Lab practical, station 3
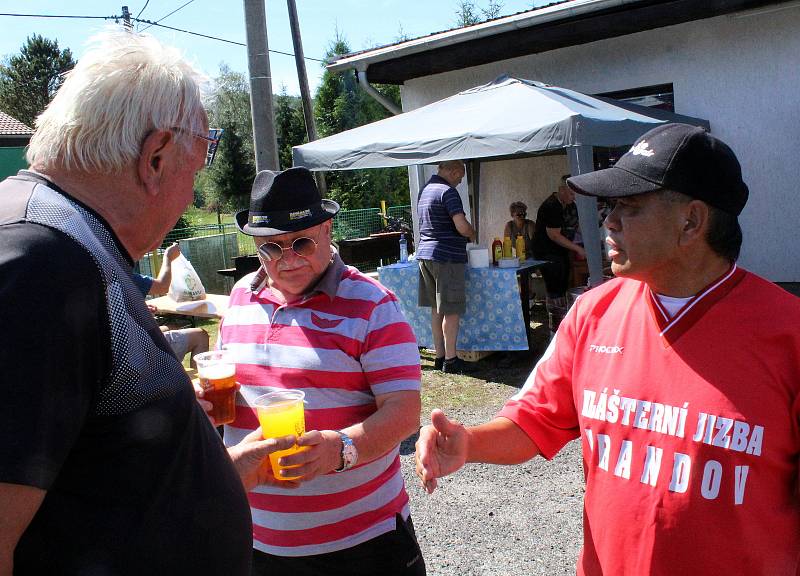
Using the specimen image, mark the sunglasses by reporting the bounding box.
[514,211,527,218]
[257,235,319,262]
[171,127,224,167]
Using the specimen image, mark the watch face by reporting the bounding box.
[339,434,357,471]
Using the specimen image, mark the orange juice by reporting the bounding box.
[255,390,306,480]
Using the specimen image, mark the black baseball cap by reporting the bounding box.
[567,123,749,215]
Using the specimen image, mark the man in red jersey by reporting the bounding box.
[218,167,425,575]
[416,123,800,575]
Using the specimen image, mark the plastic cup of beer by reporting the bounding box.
[193,350,237,425]
[254,389,306,481]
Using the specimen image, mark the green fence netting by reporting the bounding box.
[137,205,413,284]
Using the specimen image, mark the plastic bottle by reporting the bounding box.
[492,237,503,265]
[502,235,513,258]
[515,234,526,262]
[399,233,408,263]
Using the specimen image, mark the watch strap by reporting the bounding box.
[334,431,357,472]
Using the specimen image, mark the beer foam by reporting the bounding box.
[198,363,235,380]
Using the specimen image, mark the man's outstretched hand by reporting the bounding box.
[414,409,469,494]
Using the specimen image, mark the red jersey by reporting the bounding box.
[500,265,800,575]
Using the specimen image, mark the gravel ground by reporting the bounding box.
[399,340,585,575]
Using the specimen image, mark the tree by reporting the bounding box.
[314,34,408,210]
[274,86,307,170]
[201,65,256,212]
[454,1,504,27]
[0,35,74,127]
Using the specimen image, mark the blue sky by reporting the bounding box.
[0,1,544,95]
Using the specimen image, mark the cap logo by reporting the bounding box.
[251,215,270,224]
[289,208,312,221]
[630,141,655,157]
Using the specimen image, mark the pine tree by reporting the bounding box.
[274,86,307,170]
[0,35,74,127]
[314,34,408,211]
[202,65,256,212]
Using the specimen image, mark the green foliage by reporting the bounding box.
[314,34,408,210]
[274,86,307,170]
[201,65,256,213]
[0,34,75,127]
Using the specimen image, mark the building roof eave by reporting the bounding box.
[328,0,791,84]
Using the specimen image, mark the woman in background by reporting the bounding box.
[503,201,535,258]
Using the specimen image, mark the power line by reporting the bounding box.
[134,1,150,21]
[133,17,324,61]
[0,12,115,20]
[138,0,196,32]
[0,12,324,62]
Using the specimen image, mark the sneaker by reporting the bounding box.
[442,357,477,375]
[433,356,445,371]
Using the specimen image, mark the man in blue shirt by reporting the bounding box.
[416,161,476,374]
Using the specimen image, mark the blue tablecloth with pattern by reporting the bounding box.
[378,260,546,351]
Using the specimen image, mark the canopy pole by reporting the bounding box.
[568,146,604,287]
[409,165,425,249]
[470,160,480,242]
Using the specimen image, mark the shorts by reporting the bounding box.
[418,259,466,315]
[163,329,190,359]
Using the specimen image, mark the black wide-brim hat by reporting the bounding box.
[235,167,340,236]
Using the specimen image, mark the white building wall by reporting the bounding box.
[401,6,800,280]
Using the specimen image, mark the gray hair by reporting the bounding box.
[437,160,464,171]
[27,27,208,173]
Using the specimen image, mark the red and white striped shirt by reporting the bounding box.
[220,255,421,556]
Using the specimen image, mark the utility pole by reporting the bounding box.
[121,5,132,29]
[242,0,279,172]
[286,0,327,194]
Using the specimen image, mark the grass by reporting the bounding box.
[183,206,234,227]
[418,307,551,414]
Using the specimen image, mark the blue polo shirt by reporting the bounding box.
[416,174,467,263]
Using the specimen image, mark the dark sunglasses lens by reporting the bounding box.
[258,242,283,261]
[292,237,317,257]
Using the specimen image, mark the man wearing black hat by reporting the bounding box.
[218,167,425,575]
[415,124,800,574]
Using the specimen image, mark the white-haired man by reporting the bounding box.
[0,29,294,575]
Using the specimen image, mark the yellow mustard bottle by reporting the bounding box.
[502,235,513,258]
[515,234,526,262]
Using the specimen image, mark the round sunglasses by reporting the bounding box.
[257,235,319,262]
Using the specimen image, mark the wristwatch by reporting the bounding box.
[334,431,358,472]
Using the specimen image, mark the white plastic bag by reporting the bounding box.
[168,253,206,302]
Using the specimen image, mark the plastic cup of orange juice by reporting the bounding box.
[254,389,306,480]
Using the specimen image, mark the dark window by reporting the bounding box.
[598,83,674,112]
[593,83,674,169]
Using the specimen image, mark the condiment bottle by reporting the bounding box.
[492,237,503,264]
[515,235,526,262]
[502,235,513,258]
